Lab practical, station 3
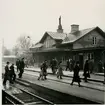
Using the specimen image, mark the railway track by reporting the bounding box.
[2,64,104,104]
[3,84,54,105]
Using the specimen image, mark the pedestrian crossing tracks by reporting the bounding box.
[2,65,105,104]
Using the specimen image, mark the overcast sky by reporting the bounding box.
[0,0,105,49]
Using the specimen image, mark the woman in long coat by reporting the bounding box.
[38,60,48,80]
[83,60,90,82]
[70,61,81,87]
[57,61,63,79]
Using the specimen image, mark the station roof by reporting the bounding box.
[62,27,105,44]
[30,43,43,48]
[39,31,67,43]
[30,26,105,50]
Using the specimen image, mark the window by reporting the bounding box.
[87,53,94,60]
[92,37,96,45]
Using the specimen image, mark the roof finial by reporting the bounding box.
[57,16,63,33]
[59,16,61,25]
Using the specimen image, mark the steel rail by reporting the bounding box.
[14,86,54,105]
[2,90,25,105]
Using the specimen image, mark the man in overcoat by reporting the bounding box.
[16,59,20,72]
[88,58,94,73]
[10,64,16,83]
[83,60,90,82]
[70,61,81,87]
[42,60,48,80]
[3,62,10,85]
[66,59,71,71]
[18,58,25,78]
[50,58,58,74]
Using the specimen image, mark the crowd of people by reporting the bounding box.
[37,58,105,87]
[3,57,105,87]
[3,58,25,85]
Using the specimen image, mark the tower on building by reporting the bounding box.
[57,16,63,33]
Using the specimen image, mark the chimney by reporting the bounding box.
[71,24,79,33]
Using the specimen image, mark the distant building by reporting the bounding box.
[30,17,105,72]
[3,55,17,64]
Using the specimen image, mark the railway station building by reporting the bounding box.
[30,17,105,72]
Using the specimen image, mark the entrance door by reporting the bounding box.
[79,55,83,70]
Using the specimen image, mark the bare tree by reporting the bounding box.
[13,35,34,66]
[12,45,19,56]
[16,35,31,51]
[3,46,11,55]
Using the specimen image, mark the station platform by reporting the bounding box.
[2,65,105,104]
[18,71,105,104]
[24,66,104,82]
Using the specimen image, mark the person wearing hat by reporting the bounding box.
[57,61,63,79]
[42,60,48,80]
[3,62,10,85]
[9,63,16,83]
[83,60,90,82]
[18,58,25,78]
[16,59,20,72]
[70,61,81,87]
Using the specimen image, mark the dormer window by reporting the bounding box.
[92,37,96,45]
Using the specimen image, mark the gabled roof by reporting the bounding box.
[47,32,66,40]
[39,31,67,43]
[62,27,105,44]
[30,43,43,49]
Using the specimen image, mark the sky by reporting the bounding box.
[0,0,105,49]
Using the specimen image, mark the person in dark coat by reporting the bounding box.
[70,61,81,87]
[50,59,54,74]
[65,59,71,71]
[83,60,90,82]
[9,64,16,83]
[98,60,103,73]
[3,62,10,85]
[57,61,63,79]
[41,60,48,80]
[38,62,44,80]
[16,59,20,72]
[18,58,25,78]
[50,58,58,74]
[70,59,74,71]
[88,58,94,73]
